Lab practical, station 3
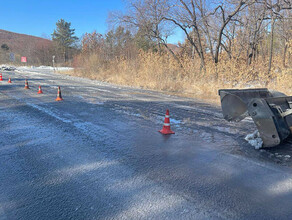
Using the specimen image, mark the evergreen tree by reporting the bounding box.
[134,28,156,52]
[52,19,78,63]
[1,44,9,51]
[105,26,133,58]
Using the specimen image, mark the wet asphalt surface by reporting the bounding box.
[1,67,292,219]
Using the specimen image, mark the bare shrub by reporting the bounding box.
[65,50,292,103]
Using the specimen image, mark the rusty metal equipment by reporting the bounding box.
[219,88,292,148]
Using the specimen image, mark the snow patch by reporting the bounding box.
[18,65,73,71]
[213,126,238,134]
[245,130,263,150]
[37,66,74,71]
[170,118,181,125]
[28,103,73,123]
[0,65,16,71]
[73,121,107,135]
[116,109,142,118]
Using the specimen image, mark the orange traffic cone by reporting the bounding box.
[0,74,3,81]
[8,77,12,83]
[38,86,43,94]
[55,86,63,101]
[24,79,30,89]
[159,109,175,134]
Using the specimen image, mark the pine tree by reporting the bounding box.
[52,19,78,63]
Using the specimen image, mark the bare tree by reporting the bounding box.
[111,0,184,66]
[245,2,267,65]
[209,0,251,64]
[164,0,252,73]
[275,4,292,67]
[164,0,206,72]
[106,0,292,76]
[263,0,292,73]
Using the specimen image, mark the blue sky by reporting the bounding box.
[0,0,184,44]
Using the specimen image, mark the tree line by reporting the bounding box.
[111,0,292,73]
[2,0,291,74]
[70,0,291,76]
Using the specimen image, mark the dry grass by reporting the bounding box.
[64,51,292,104]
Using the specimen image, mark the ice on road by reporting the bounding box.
[1,67,292,219]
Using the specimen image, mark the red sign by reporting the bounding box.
[21,57,27,63]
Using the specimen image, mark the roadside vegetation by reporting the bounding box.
[68,0,292,102]
[2,0,292,102]
[71,50,292,102]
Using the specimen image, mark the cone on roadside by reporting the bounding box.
[38,86,43,94]
[55,86,63,101]
[0,74,3,81]
[159,109,175,135]
[8,77,12,83]
[24,79,30,89]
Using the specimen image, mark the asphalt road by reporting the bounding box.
[1,67,292,219]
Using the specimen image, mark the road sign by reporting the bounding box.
[21,56,27,63]
[9,53,15,62]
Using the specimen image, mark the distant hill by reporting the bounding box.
[0,29,53,64]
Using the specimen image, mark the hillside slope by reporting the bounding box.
[0,29,53,64]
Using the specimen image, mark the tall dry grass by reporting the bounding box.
[68,51,292,103]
